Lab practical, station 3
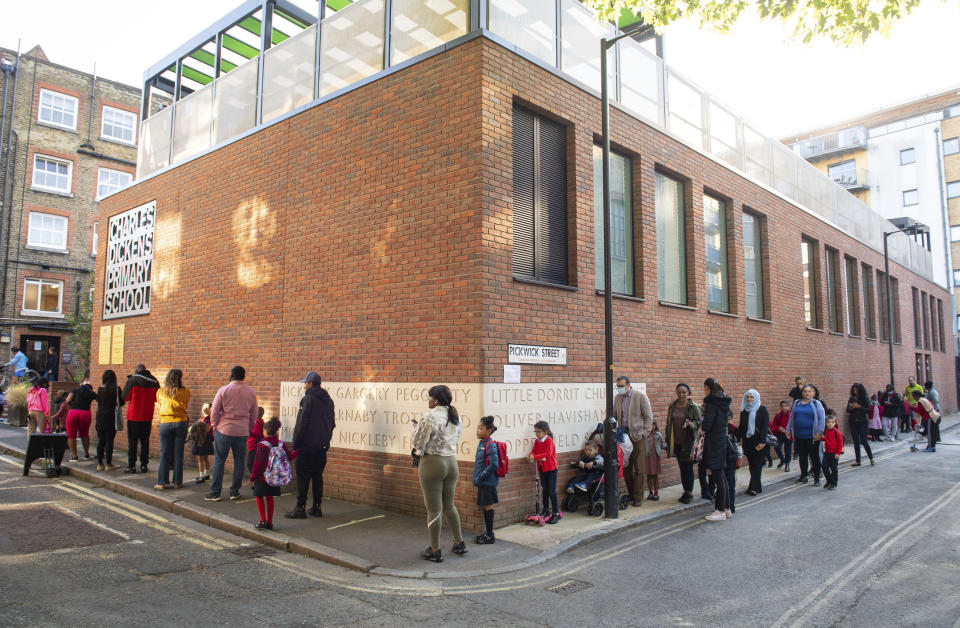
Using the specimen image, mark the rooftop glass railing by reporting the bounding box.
[136,0,932,280]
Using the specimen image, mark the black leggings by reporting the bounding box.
[96,426,115,464]
[712,467,729,512]
[795,438,821,479]
[850,422,872,463]
[539,469,558,514]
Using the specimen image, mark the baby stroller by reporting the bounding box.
[562,426,629,516]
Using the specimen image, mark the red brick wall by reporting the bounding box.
[92,36,954,532]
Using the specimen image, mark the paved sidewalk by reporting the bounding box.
[0,416,954,578]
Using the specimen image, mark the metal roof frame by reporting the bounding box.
[140,0,318,118]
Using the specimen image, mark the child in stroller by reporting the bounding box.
[562,425,631,516]
[566,441,604,494]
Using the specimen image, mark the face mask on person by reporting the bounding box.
[617,386,626,395]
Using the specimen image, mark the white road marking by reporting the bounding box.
[772,479,960,628]
[326,515,385,531]
[52,503,132,540]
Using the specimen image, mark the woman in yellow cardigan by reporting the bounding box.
[155,369,191,490]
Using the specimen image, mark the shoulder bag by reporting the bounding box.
[689,428,704,463]
[114,388,124,432]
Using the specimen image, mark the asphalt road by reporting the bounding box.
[1,439,958,627]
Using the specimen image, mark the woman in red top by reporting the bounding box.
[770,400,793,472]
[821,413,844,490]
[527,420,560,523]
[249,417,296,530]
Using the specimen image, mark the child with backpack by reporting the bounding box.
[473,416,501,544]
[527,420,560,524]
[249,417,296,530]
[188,402,214,483]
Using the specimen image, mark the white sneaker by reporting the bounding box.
[705,511,726,521]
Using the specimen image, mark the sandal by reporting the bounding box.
[419,547,443,562]
[153,484,165,490]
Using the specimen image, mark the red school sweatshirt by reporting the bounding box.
[529,436,558,472]
[822,427,844,456]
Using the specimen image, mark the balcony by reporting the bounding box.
[790,126,867,160]
[829,168,871,192]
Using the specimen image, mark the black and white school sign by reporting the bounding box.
[103,201,155,320]
[508,343,567,365]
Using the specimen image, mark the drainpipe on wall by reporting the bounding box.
[81,63,96,151]
[0,46,21,324]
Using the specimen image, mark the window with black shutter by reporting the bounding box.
[512,106,568,285]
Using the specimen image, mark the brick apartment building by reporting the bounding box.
[0,45,143,380]
[91,0,954,529]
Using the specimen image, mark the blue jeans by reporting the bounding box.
[210,432,247,496]
[777,434,793,463]
[157,421,188,486]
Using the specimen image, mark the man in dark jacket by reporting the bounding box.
[121,364,160,473]
[43,347,59,382]
[285,372,335,519]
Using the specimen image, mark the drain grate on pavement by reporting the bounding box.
[227,545,276,559]
[0,504,124,555]
[547,579,594,595]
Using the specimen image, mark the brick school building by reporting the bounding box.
[91,0,954,530]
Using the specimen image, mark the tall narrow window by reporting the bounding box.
[938,299,946,353]
[877,271,889,342]
[592,146,633,295]
[862,263,876,338]
[825,248,842,332]
[915,353,924,383]
[743,210,765,319]
[929,294,938,351]
[703,195,728,312]
[801,238,819,328]
[512,106,568,285]
[921,291,930,349]
[912,288,923,347]
[844,256,860,335]
[925,354,932,385]
[656,172,686,304]
[891,277,902,343]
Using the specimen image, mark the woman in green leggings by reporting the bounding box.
[411,385,466,562]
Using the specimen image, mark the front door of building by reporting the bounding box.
[19,335,60,374]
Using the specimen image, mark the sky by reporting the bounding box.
[1,0,958,138]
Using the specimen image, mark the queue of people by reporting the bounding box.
[16,366,945,558]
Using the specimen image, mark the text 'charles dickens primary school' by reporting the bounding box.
[91,0,955,528]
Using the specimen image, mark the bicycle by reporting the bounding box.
[0,366,41,392]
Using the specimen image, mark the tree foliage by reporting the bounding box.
[582,0,933,44]
[65,289,92,381]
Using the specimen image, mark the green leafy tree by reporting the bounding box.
[64,290,93,382]
[583,0,932,44]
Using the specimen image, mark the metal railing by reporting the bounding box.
[830,168,871,190]
[790,126,867,159]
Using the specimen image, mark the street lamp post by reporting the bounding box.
[882,232,896,394]
[600,22,653,519]
[882,225,922,393]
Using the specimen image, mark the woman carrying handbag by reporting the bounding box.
[95,370,123,471]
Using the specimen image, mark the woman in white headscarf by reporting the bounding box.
[737,389,770,496]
